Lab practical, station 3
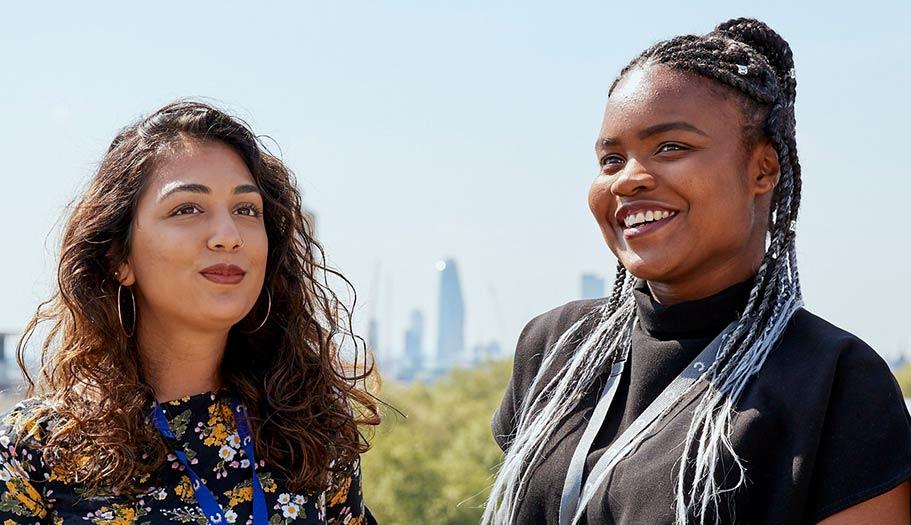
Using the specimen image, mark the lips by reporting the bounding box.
[200,264,246,285]
[614,202,680,240]
[615,202,678,228]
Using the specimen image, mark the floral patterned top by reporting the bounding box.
[0,392,372,525]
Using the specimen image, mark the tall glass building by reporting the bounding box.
[435,258,465,372]
[581,273,606,300]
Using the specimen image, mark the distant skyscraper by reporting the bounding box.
[581,273,606,300]
[471,340,504,364]
[302,206,318,237]
[398,310,424,381]
[435,258,465,371]
[367,317,397,377]
[0,332,20,389]
[367,318,380,355]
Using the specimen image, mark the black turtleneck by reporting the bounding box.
[584,277,756,484]
[493,279,911,524]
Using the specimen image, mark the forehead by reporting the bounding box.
[600,65,743,136]
[147,140,256,193]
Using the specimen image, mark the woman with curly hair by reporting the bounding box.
[0,101,380,524]
[487,18,911,525]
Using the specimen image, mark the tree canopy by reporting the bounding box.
[361,360,511,524]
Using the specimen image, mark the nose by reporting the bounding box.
[610,158,656,197]
[207,211,244,251]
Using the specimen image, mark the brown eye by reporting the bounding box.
[656,143,688,153]
[172,204,202,216]
[235,204,262,217]
[599,154,625,168]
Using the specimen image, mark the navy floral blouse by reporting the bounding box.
[0,391,371,525]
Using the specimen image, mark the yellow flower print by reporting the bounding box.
[4,477,47,518]
[261,474,277,493]
[172,475,196,504]
[225,485,253,507]
[223,473,276,507]
[167,395,192,406]
[327,475,351,507]
[85,503,147,525]
[201,400,236,448]
[20,418,43,441]
[48,463,77,484]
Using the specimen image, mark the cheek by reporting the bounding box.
[129,226,197,284]
[588,177,615,225]
[688,174,755,242]
[244,225,269,270]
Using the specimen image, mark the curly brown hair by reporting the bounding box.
[16,100,380,496]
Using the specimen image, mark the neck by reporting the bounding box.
[137,313,230,403]
[647,248,762,306]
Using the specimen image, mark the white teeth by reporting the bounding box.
[623,209,674,228]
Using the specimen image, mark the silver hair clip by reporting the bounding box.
[788,67,796,79]
[737,64,749,75]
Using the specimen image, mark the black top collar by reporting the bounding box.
[633,276,755,340]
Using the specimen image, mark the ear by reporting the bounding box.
[114,260,136,287]
[750,141,780,197]
[107,239,136,287]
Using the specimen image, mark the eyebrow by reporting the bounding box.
[596,121,709,150]
[158,183,261,202]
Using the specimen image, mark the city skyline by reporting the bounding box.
[2,2,910,363]
[373,257,508,382]
[368,262,617,382]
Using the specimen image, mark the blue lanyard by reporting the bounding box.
[151,397,268,525]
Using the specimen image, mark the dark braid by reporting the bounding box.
[606,260,628,314]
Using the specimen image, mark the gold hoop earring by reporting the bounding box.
[117,284,136,337]
[244,289,272,334]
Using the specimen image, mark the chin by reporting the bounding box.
[194,304,253,330]
[617,252,677,282]
[198,315,247,332]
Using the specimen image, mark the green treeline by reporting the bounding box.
[361,360,511,525]
[362,361,911,524]
[895,364,911,397]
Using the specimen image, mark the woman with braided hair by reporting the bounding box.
[487,18,911,525]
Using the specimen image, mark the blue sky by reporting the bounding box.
[1,1,909,362]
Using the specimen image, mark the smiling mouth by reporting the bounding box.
[619,209,679,238]
[622,209,677,229]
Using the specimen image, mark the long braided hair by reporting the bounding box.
[484,18,802,525]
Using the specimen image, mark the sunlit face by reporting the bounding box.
[589,65,777,296]
[117,140,268,333]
